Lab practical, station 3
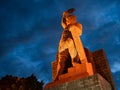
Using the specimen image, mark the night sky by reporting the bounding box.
[0,0,120,89]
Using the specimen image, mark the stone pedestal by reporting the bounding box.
[59,63,93,80]
[44,74,112,90]
[44,49,116,90]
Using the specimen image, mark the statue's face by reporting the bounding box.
[66,16,76,25]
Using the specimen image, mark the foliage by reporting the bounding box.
[0,74,44,90]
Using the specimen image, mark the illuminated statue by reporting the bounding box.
[54,8,88,80]
[45,8,114,90]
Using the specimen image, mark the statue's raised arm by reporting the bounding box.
[61,8,76,29]
[61,8,82,35]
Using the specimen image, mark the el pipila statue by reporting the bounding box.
[54,8,89,80]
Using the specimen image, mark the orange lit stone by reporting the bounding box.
[53,8,91,81]
[70,26,88,63]
[58,63,93,80]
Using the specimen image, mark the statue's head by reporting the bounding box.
[65,8,76,25]
[65,15,76,25]
[62,8,77,28]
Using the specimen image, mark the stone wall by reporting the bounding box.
[92,49,115,90]
[44,74,112,90]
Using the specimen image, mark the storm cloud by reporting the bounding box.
[0,0,120,89]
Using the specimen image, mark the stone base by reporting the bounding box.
[59,63,93,80]
[44,74,112,90]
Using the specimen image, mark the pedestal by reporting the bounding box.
[44,74,112,90]
[59,63,93,80]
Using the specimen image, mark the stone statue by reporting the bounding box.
[45,8,114,90]
[54,8,88,80]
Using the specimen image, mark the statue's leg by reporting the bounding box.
[54,41,68,80]
[54,50,69,80]
[54,54,61,80]
[67,38,77,66]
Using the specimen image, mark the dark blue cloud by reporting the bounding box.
[0,0,120,89]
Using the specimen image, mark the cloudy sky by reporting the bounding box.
[0,0,120,89]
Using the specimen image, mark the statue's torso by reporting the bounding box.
[61,30,73,41]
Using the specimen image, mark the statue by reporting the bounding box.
[44,8,115,90]
[54,8,88,80]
